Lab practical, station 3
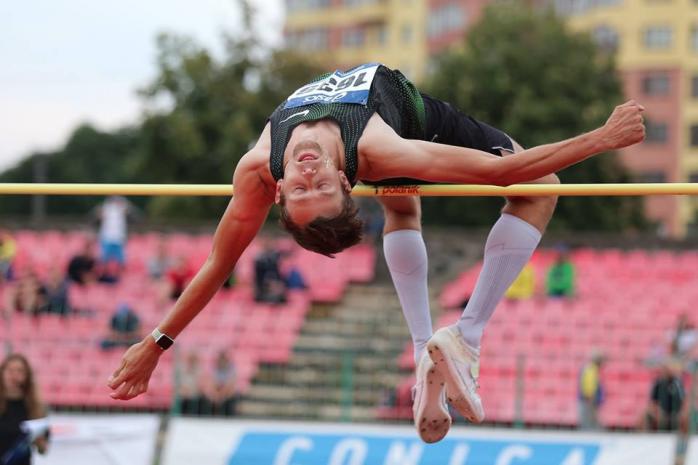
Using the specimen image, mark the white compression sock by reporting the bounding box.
[384,229,433,364]
[457,214,542,348]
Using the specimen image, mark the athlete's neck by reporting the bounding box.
[282,120,345,171]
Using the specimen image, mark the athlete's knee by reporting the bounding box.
[378,196,421,220]
[505,174,559,213]
[379,197,421,232]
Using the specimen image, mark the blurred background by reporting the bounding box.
[1,0,698,464]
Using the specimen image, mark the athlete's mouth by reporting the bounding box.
[298,153,317,162]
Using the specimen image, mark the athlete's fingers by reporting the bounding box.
[107,359,128,389]
[110,381,133,400]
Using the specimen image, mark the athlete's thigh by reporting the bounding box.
[375,195,421,216]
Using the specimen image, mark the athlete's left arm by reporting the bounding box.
[359,102,644,186]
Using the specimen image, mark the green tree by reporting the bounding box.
[423,4,645,231]
[0,125,142,216]
[135,15,323,219]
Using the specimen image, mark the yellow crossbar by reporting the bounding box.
[0,183,698,197]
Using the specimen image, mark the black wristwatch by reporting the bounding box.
[151,328,175,350]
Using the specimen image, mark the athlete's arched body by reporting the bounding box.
[107,63,645,443]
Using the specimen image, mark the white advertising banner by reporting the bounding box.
[162,419,676,465]
[34,414,159,465]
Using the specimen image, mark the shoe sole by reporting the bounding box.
[414,364,451,443]
[427,337,484,424]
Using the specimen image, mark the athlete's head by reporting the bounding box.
[275,138,363,257]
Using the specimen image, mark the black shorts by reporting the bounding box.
[422,93,515,155]
[361,95,514,186]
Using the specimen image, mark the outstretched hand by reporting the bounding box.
[601,100,646,150]
[107,338,162,400]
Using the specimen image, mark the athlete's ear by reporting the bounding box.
[274,179,283,205]
[338,171,352,193]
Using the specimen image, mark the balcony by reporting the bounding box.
[286,0,389,30]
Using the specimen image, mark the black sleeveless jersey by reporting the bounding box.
[268,64,425,186]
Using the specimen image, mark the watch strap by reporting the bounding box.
[151,328,174,350]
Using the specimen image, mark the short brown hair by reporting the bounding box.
[279,191,364,257]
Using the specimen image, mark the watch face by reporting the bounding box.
[158,335,174,350]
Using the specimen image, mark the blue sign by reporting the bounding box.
[228,431,600,465]
[283,63,380,109]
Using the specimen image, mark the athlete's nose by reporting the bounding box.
[301,166,317,175]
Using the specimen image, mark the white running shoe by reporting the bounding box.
[427,325,485,423]
[412,351,451,443]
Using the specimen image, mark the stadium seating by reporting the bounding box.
[1,231,375,410]
[393,248,698,428]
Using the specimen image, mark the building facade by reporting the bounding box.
[284,0,485,82]
[556,0,698,236]
[285,0,698,236]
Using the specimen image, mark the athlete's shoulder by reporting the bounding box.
[233,124,274,195]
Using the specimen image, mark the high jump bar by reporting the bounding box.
[1,183,698,197]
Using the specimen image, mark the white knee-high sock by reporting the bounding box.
[384,230,433,364]
[457,214,542,348]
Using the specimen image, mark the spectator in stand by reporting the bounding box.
[284,265,307,291]
[253,240,287,304]
[0,354,49,465]
[669,314,698,361]
[357,198,384,245]
[0,229,17,283]
[203,351,237,416]
[43,267,70,317]
[3,270,47,319]
[94,196,138,268]
[66,239,97,286]
[165,256,194,301]
[504,263,535,301]
[640,359,687,432]
[578,349,606,430]
[97,260,122,285]
[546,248,575,298]
[176,352,203,415]
[100,303,142,350]
[280,250,307,291]
[148,239,171,281]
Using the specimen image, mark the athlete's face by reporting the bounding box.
[275,139,352,226]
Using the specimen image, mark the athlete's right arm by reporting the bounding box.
[107,148,274,401]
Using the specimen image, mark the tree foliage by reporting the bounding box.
[422,4,645,230]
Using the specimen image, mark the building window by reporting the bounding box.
[376,25,387,45]
[642,73,670,95]
[691,26,698,51]
[692,76,698,98]
[342,27,365,48]
[287,0,331,13]
[639,172,667,183]
[287,28,329,50]
[427,4,467,39]
[343,0,378,6]
[645,120,668,143]
[553,0,621,16]
[643,26,673,49]
[691,125,698,147]
[592,25,619,52]
[401,24,413,43]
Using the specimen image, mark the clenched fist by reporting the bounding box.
[600,100,646,151]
